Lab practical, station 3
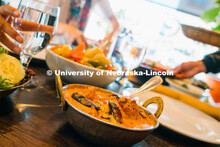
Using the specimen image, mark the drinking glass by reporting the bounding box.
[12,0,60,87]
[160,12,180,37]
[119,39,147,88]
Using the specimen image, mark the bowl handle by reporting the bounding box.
[55,75,66,111]
[142,97,163,118]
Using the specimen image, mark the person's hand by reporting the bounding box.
[98,31,115,47]
[173,61,207,79]
[103,32,114,42]
[0,5,24,54]
[57,23,88,47]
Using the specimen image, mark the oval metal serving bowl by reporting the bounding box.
[0,73,32,98]
[55,75,163,146]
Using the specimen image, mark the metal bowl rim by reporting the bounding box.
[63,84,160,132]
[0,76,32,92]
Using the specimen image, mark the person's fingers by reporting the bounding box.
[80,34,88,47]
[76,35,84,45]
[173,62,196,75]
[2,14,8,20]
[175,67,200,79]
[173,65,182,75]
[3,15,13,24]
[75,33,88,46]
[180,62,192,70]
[17,18,55,34]
[0,16,23,43]
[0,5,21,17]
[103,33,113,42]
[64,32,75,45]
[0,31,22,54]
[7,16,12,24]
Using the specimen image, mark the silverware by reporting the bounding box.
[129,76,163,98]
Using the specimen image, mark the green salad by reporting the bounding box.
[0,47,25,89]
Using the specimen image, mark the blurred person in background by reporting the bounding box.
[48,0,119,46]
[0,0,119,53]
[173,51,220,79]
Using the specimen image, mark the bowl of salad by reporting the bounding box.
[46,44,119,87]
[0,48,33,98]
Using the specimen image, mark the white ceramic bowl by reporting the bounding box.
[45,48,118,87]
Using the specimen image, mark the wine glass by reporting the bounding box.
[119,38,147,88]
[12,0,60,87]
[160,12,180,37]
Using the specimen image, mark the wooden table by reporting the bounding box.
[0,60,218,147]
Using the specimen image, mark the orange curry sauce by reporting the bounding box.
[64,85,156,129]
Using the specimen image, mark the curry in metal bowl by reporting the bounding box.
[56,75,163,145]
[64,85,157,129]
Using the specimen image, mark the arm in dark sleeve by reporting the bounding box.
[202,51,220,73]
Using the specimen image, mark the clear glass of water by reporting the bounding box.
[12,0,60,87]
[119,39,147,88]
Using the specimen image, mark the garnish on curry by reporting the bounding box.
[64,85,157,129]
